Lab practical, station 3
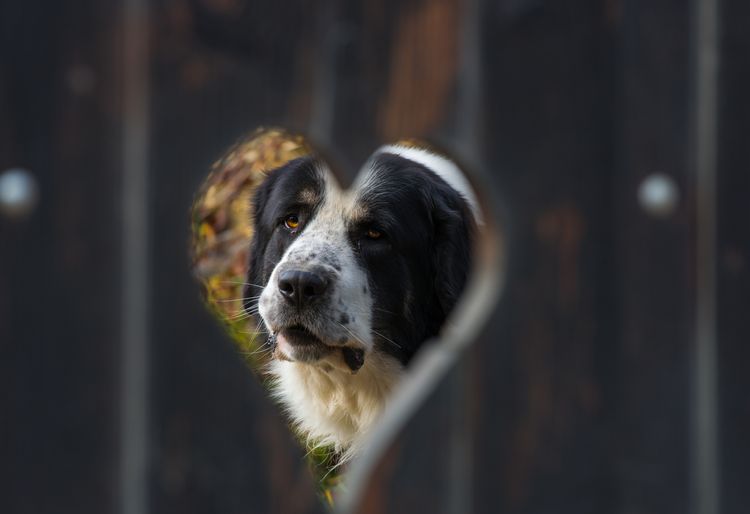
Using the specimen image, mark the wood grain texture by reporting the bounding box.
[717,0,750,511]
[614,1,692,512]
[0,1,121,512]
[329,0,464,175]
[377,0,462,140]
[4,0,747,512]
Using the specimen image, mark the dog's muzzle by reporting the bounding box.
[266,266,366,373]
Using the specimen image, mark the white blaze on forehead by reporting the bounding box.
[374,144,483,224]
[316,164,367,221]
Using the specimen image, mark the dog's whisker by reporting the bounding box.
[225,307,253,317]
[371,329,402,349]
[225,308,258,321]
[238,324,271,335]
[233,304,260,313]
[218,280,266,289]
[244,345,274,357]
[336,322,367,347]
[231,314,257,323]
[236,329,265,335]
[214,295,262,303]
[235,320,267,333]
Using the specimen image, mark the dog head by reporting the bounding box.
[244,145,477,374]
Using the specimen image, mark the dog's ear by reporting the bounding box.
[429,179,476,319]
[242,169,281,314]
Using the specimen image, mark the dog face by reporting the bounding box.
[243,145,477,455]
[245,148,476,372]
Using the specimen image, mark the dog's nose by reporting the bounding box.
[277,270,329,307]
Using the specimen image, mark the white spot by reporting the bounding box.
[638,173,679,218]
[0,168,38,218]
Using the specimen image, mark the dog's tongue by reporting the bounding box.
[342,347,365,373]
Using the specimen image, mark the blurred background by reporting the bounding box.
[1,0,748,513]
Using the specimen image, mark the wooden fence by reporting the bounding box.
[1,0,748,512]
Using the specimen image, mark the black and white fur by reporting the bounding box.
[244,145,477,461]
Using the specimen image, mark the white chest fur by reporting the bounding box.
[268,352,403,462]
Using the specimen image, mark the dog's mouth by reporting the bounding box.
[274,324,365,373]
[274,324,329,363]
[280,324,323,346]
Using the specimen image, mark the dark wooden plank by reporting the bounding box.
[613,1,693,513]
[147,1,326,512]
[717,0,750,511]
[328,0,465,177]
[0,1,122,512]
[457,2,618,512]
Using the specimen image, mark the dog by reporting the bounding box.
[244,144,478,461]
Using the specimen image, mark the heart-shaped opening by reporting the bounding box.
[190,128,503,506]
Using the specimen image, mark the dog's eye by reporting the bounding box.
[284,215,300,231]
[365,228,382,240]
